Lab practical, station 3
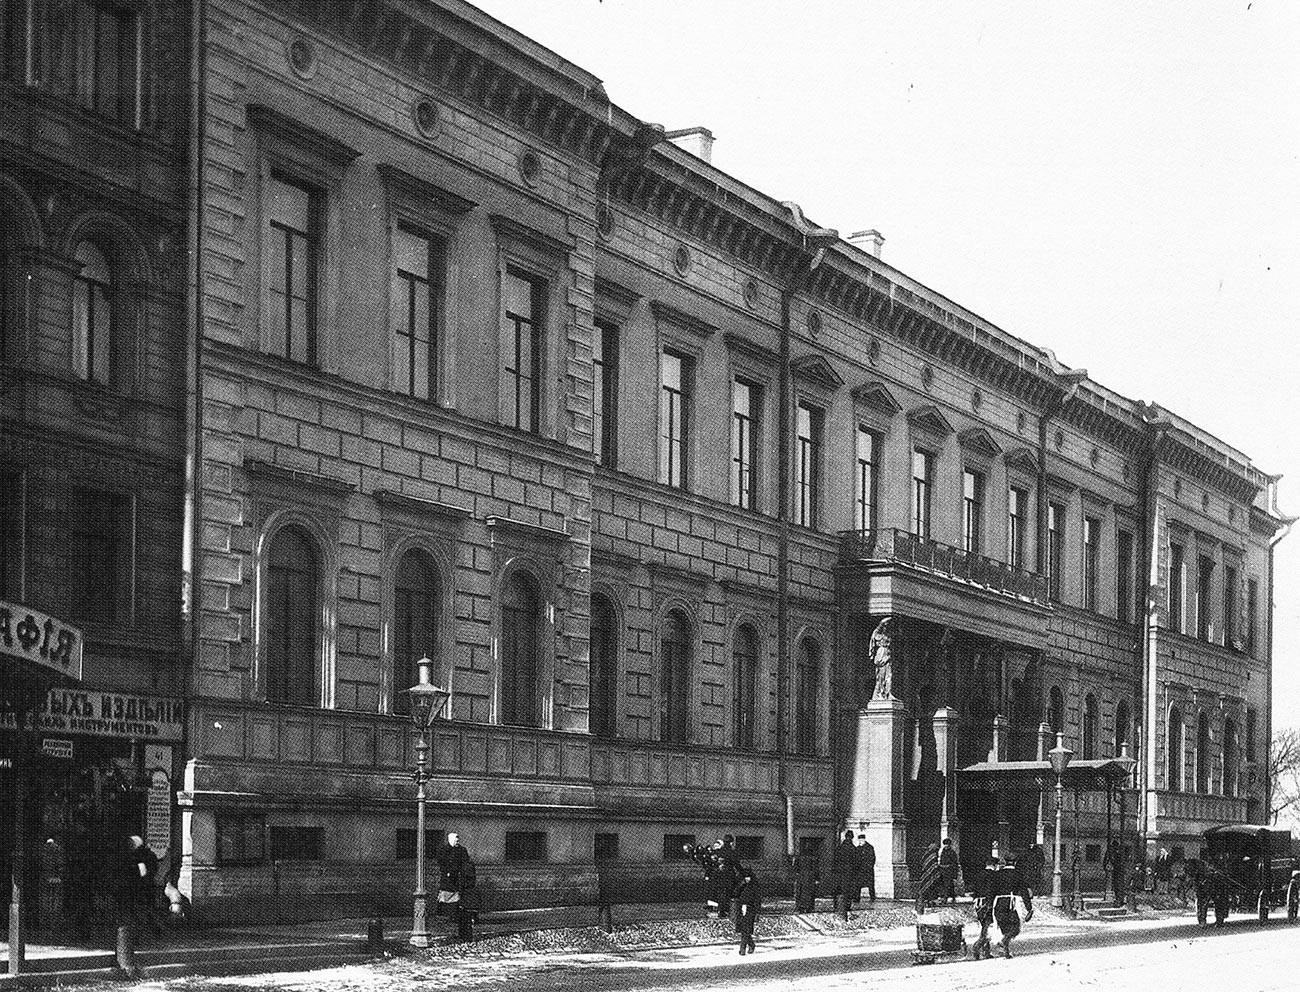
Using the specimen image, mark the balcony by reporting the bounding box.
[839,528,1050,605]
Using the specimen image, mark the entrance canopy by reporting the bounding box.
[959,757,1136,791]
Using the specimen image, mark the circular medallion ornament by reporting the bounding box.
[595,202,615,240]
[743,279,759,310]
[807,309,823,337]
[1017,411,1028,433]
[286,36,317,79]
[921,364,934,390]
[971,388,983,412]
[517,150,541,187]
[1054,429,1064,451]
[412,98,440,139]
[1174,478,1182,499]
[1202,492,1210,511]
[867,337,881,364]
[672,244,692,276]
[1090,447,1100,467]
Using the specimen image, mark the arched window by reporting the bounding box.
[1196,712,1210,793]
[266,525,318,706]
[72,241,112,385]
[393,549,437,716]
[795,639,820,756]
[733,624,758,751]
[1167,706,1183,793]
[501,572,540,728]
[660,610,691,744]
[589,593,618,740]
[1048,686,1065,736]
[1082,694,1098,759]
[1115,700,1131,756]
[1223,717,1237,797]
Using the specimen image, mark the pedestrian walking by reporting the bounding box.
[734,869,761,955]
[985,851,1033,958]
[831,829,859,919]
[971,847,999,960]
[914,841,943,913]
[435,832,471,922]
[856,833,876,904]
[938,838,958,904]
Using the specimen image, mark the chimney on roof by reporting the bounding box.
[665,127,714,164]
[850,229,885,258]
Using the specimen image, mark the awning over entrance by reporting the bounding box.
[959,757,1136,791]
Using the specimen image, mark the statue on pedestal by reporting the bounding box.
[869,617,896,701]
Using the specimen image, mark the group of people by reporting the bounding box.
[828,830,877,918]
[684,836,763,955]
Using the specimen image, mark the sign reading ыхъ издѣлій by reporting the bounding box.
[0,601,83,682]
[0,688,184,742]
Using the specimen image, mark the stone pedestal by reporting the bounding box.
[848,697,911,899]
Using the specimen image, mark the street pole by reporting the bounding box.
[1072,786,1083,914]
[410,731,431,948]
[1052,772,1064,908]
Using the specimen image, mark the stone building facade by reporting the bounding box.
[4,0,1287,923]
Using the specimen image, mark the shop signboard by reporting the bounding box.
[146,769,172,858]
[40,737,74,759]
[0,600,83,682]
[0,688,184,741]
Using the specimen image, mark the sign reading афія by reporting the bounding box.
[0,601,83,682]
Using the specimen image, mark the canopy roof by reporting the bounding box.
[959,757,1136,791]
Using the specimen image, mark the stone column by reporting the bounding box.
[933,706,960,847]
[849,697,911,898]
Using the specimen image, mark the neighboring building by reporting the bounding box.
[0,0,190,929]
[3,0,1287,925]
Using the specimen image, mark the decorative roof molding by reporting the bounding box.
[376,163,477,215]
[723,331,778,365]
[906,404,954,438]
[790,354,844,389]
[851,381,902,416]
[645,560,710,587]
[594,276,641,322]
[374,489,472,519]
[485,515,570,544]
[650,301,716,338]
[1004,447,1041,474]
[489,214,576,255]
[958,427,1002,459]
[246,104,361,165]
[244,459,356,495]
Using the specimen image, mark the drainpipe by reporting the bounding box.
[1264,478,1294,823]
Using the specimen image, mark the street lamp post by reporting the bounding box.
[1048,731,1073,910]
[406,655,450,949]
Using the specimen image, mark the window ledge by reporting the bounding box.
[485,515,570,543]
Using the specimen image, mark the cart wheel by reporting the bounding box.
[1258,892,1269,922]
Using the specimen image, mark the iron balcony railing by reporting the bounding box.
[838,527,1050,605]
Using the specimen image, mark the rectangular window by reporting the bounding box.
[216,814,265,866]
[38,1,140,125]
[795,403,822,528]
[593,320,619,467]
[1007,487,1026,569]
[1197,555,1214,640]
[734,836,764,860]
[1169,543,1185,633]
[855,427,877,533]
[503,269,543,433]
[663,834,696,860]
[266,175,317,365]
[0,470,21,600]
[503,831,547,863]
[731,379,759,509]
[962,469,984,554]
[392,225,445,401]
[1117,529,1134,624]
[70,487,132,625]
[1223,564,1237,647]
[594,832,620,862]
[912,449,933,539]
[659,351,689,488]
[269,825,323,861]
[1247,578,1259,656]
[1083,516,1100,612]
[395,828,443,860]
[1047,503,1064,601]
[1246,708,1257,763]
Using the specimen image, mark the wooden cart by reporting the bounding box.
[911,912,969,964]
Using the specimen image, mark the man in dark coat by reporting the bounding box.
[831,829,859,919]
[986,852,1034,958]
[734,868,761,955]
[435,832,471,920]
[938,838,959,904]
[856,834,876,904]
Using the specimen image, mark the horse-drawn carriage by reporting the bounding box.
[1193,825,1300,926]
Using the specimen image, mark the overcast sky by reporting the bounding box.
[472,1,1300,731]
